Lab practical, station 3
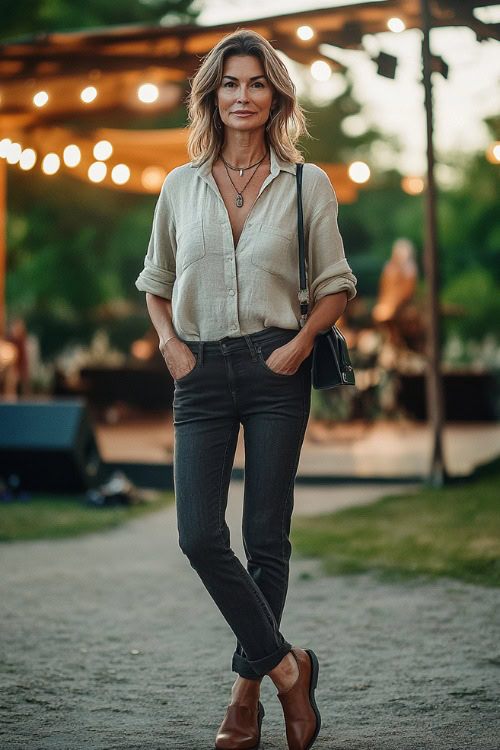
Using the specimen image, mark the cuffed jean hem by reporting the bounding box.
[231,640,293,679]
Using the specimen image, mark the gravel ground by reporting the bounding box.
[1,481,499,750]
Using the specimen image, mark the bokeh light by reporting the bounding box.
[138,84,159,103]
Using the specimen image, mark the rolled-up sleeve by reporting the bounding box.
[135,180,176,300]
[307,186,357,304]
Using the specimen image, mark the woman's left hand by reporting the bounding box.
[265,337,314,376]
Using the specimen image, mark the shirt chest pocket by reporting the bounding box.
[176,218,206,275]
[251,223,295,279]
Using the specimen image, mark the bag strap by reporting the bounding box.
[295,162,310,328]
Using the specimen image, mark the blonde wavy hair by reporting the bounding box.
[185,28,311,166]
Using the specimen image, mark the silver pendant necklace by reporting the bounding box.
[220,150,269,207]
[220,150,268,177]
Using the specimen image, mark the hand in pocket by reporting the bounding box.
[160,339,197,380]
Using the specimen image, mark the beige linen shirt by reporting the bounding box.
[135,144,357,341]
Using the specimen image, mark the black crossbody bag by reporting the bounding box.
[296,162,355,389]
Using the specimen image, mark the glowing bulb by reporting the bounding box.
[81,86,98,103]
[310,61,331,82]
[111,164,130,185]
[88,161,107,182]
[0,138,12,158]
[63,144,81,167]
[142,166,167,192]
[6,142,22,164]
[402,176,425,195]
[138,83,159,103]
[19,148,37,170]
[42,153,60,174]
[387,17,406,33]
[297,26,314,41]
[492,143,500,162]
[93,140,113,160]
[131,339,154,360]
[348,161,370,184]
[33,91,49,107]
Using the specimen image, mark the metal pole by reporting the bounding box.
[420,0,449,486]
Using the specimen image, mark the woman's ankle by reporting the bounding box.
[266,651,299,692]
[230,675,262,705]
[233,675,263,683]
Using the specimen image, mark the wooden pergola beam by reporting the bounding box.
[1,0,497,82]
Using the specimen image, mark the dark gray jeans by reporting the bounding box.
[172,326,312,679]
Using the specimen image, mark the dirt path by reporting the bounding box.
[1,482,499,749]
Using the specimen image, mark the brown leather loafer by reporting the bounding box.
[277,647,321,750]
[215,680,265,750]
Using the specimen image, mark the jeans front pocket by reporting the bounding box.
[174,352,199,383]
[256,340,297,378]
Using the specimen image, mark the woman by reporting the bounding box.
[135,28,357,750]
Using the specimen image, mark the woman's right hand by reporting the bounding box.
[159,337,196,380]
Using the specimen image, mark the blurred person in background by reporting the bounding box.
[4,317,38,397]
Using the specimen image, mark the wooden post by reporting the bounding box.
[420,0,449,486]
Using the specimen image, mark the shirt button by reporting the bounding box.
[228,289,235,295]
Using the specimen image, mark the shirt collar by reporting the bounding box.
[190,143,296,176]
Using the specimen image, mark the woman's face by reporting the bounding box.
[214,54,275,135]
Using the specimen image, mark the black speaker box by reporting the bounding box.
[0,398,105,493]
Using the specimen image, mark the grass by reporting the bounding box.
[0,491,174,542]
[291,459,500,588]
[2,460,500,587]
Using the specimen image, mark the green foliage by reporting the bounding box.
[442,267,500,339]
[2,0,199,42]
[437,151,499,285]
[6,166,157,357]
[437,143,500,341]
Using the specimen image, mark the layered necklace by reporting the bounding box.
[219,149,269,207]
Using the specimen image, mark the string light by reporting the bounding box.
[297,26,314,41]
[88,161,107,182]
[93,140,112,160]
[33,91,49,107]
[142,166,167,191]
[6,142,22,164]
[42,153,60,174]
[63,144,81,167]
[0,122,251,194]
[137,83,159,103]
[310,60,331,81]
[81,86,97,103]
[111,164,130,185]
[0,138,11,157]
[19,148,37,170]
[402,175,425,195]
[387,17,406,33]
[1,133,194,195]
[348,161,370,184]
[0,131,190,194]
